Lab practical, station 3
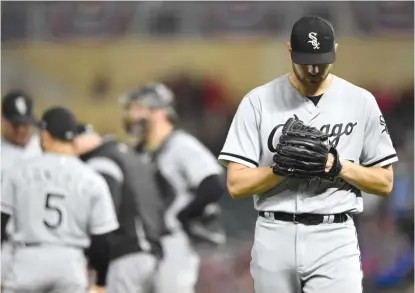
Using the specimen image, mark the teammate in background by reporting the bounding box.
[1,91,42,283]
[219,16,397,293]
[1,107,119,293]
[74,124,165,293]
[121,83,226,293]
[1,90,41,170]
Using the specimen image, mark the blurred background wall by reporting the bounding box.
[1,2,414,293]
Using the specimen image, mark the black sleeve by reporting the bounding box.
[177,174,225,223]
[1,212,10,244]
[87,171,122,286]
[86,232,111,286]
[125,154,165,258]
[99,173,123,216]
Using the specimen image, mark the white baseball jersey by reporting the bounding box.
[149,130,224,231]
[1,135,42,172]
[1,152,119,248]
[219,74,398,214]
[1,135,42,234]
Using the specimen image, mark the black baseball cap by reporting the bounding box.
[1,90,37,124]
[38,107,81,141]
[290,16,336,65]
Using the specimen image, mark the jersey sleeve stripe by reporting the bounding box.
[362,154,398,167]
[218,152,259,168]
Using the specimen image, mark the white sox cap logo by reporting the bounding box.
[15,97,27,115]
[308,32,320,50]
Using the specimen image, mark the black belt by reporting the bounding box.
[14,242,83,249]
[15,242,42,247]
[258,211,349,225]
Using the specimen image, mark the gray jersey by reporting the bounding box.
[1,152,119,248]
[148,130,223,231]
[1,135,42,233]
[1,135,42,172]
[219,75,398,214]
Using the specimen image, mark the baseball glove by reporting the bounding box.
[272,117,342,181]
[180,204,227,247]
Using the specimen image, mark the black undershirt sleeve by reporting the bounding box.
[1,212,10,244]
[177,174,225,223]
[88,233,111,286]
[86,172,122,287]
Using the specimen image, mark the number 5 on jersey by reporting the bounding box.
[44,193,65,229]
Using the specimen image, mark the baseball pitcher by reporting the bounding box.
[1,91,42,283]
[1,107,119,293]
[121,83,227,293]
[219,16,398,293]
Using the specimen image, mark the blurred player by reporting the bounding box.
[74,124,165,293]
[120,83,226,293]
[1,107,119,293]
[1,90,41,169]
[1,90,42,282]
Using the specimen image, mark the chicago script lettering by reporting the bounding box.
[267,124,284,152]
[267,121,357,152]
[320,122,357,148]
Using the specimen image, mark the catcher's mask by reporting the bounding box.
[119,83,177,141]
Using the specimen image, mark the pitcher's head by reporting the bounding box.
[287,16,338,87]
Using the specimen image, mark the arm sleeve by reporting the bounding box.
[177,174,225,222]
[1,212,10,243]
[176,136,224,189]
[87,232,111,286]
[89,176,120,235]
[218,93,261,168]
[125,154,165,257]
[1,171,16,216]
[359,91,398,167]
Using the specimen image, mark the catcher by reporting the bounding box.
[120,82,227,293]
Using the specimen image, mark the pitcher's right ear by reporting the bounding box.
[287,42,292,61]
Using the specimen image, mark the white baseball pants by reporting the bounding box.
[2,245,88,293]
[154,231,200,293]
[106,252,157,293]
[250,215,363,293]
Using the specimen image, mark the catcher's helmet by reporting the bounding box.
[120,82,177,137]
[120,83,176,118]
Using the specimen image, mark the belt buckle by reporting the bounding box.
[292,214,299,224]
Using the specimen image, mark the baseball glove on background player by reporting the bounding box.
[179,204,227,247]
[272,117,343,181]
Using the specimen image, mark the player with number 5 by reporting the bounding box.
[1,107,119,293]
